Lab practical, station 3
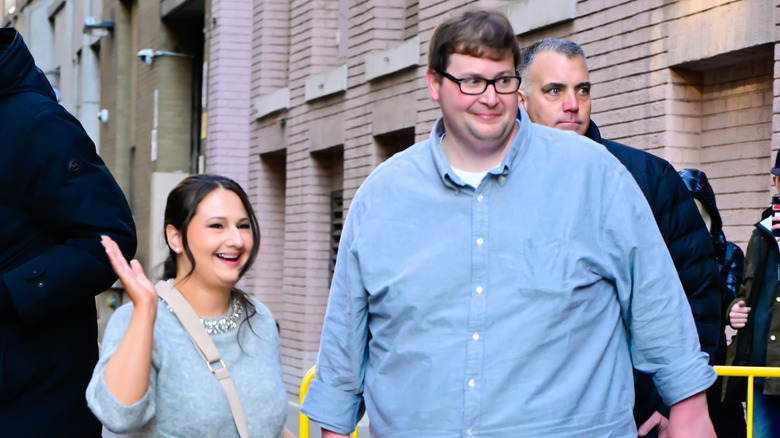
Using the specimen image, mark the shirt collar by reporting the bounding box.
[429,107,531,189]
[758,216,780,252]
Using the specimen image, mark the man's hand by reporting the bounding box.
[729,300,750,329]
[667,392,715,438]
[637,411,669,437]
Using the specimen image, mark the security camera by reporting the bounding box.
[97,109,109,123]
[136,49,154,65]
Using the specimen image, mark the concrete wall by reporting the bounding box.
[96,0,203,271]
[6,0,103,151]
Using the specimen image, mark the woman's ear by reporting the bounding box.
[166,224,182,254]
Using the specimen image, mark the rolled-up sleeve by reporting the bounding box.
[601,167,716,406]
[85,304,157,432]
[300,197,368,434]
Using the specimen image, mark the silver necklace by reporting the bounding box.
[161,296,243,334]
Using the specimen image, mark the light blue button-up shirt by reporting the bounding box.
[302,108,716,437]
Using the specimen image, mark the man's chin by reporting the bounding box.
[556,122,581,132]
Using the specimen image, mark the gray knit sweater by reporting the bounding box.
[86,297,288,437]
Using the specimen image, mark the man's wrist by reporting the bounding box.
[669,391,708,418]
[321,429,349,438]
[668,391,715,436]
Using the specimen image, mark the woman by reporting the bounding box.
[87,174,292,437]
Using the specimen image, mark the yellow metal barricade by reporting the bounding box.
[715,365,780,438]
[299,365,358,438]
[300,364,774,437]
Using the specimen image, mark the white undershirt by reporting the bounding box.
[440,132,500,188]
[451,167,489,188]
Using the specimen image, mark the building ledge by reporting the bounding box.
[305,64,348,102]
[498,0,575,36]
[47,0,65,20]
[365,36,420,81]
[253,87,290,120]
[161,0,205,20]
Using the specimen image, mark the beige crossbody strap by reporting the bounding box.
[155,280,250,438]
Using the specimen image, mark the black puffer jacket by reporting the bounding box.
[679,168,744,308]
[585,121,721,425]
[679,168,746,436]
[0,28,136,436]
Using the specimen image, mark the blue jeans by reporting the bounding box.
[751,382,780,438]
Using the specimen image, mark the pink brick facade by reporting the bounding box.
[205,0,253,188]
[201,0,780,400]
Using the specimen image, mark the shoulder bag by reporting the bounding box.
[155,280,250,438]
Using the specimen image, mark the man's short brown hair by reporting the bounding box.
[428,9,520,78]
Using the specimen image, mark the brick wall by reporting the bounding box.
[516,0,776,252]
[698,58,774,248]
[205,0,253,188]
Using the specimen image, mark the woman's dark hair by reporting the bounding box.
[162,174,261,338]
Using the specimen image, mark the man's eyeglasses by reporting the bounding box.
[437,70,521,95]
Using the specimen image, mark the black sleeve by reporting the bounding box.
[723,243,745,302]
[1,108,136,325]
[654,163,721,360]
[633,372,664,427]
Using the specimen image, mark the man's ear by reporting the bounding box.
[166,224,181,252]
[425,69,441,102]
[518,87,528,111]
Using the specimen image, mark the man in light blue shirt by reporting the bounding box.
[302,9,716,437]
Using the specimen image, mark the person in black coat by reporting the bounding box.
[518,38,722,437]
[679,168,746,437]
[723,155,780,438]
[0,28,137,436]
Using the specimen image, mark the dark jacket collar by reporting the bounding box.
[678,168,724,234]
[0,28,56,100]
[583,119,602,144]
[755,207,775,239]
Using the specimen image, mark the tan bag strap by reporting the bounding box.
[155,280,250,438]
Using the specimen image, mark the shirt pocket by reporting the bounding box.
[513,237,572,294]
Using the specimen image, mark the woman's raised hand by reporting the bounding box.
[101,235,157,311]
[100,235,159,406]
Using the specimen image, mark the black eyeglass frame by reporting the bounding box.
[436,70,522,95]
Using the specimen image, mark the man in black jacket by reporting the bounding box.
[518,38,722,437]
[723,155,780,438]
[0,28,137,436]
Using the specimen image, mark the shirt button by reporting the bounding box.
[476,237,484,245]
[476,286,483,294]
[472,333,479,341]
[498,175,506,182]
[477,194,484,202]
[466,429,473,436]
[772,335,777,341]
[37,281,45,287]
[468,379,475,387]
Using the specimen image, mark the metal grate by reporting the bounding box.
[330,189,344,280]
